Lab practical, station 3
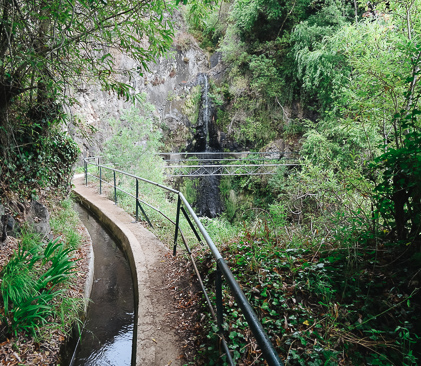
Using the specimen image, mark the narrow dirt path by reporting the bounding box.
[72,175,183,366]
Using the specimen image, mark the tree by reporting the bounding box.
[374,57,421,244]
[0,0,181,199]
[0,0,175,158]
[299,0,421,244]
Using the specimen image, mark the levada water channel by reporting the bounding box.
[62,204,135,365]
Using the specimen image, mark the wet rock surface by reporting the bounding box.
[197,175,222,218]
[188,74,223,218]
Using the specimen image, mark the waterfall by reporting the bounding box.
[204,74,209,150]
[194,73,212,152]
[193,73,223,218]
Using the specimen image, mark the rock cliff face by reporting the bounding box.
[67,10,232,217]
[68,12,223,160]
[67,11,299,218]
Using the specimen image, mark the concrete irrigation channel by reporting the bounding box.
[72,175,182,366]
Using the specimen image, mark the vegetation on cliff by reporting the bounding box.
[0,199,90,364]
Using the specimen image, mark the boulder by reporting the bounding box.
[1,214,16,242]
[209,52,222,68]
[1,204,18,241]
[27,201,51,236]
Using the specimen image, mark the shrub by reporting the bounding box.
[0,237,77,338]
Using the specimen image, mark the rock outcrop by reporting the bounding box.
[27,201,51,236]
[68,10,222,159]
[0,201,51,242]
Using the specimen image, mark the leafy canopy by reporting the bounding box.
[0,0,174,111]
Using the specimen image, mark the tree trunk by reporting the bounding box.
[392,172,409,240]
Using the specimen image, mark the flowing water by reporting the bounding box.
[65,204,135,366]
[203,74,210,151]
[195,74,223,218]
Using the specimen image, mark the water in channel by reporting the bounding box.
[70,204,135,366]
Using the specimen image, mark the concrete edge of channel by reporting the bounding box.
[71,175,95,317]
[80,223,95,314]
[72,188,146,366]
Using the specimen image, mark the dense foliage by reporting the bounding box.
[185,0,421,247]
[0,237,77,339]
[180,0,421,364]
[184,0,358,147]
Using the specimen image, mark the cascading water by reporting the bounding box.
[194,74,222,218]
[204,75,210,151]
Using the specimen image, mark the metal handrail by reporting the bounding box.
[84,157,284,366]
[166,163,293,169]
[158,151,298,156]
[163,158,297,163]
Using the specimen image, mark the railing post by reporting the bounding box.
[216,263,223,333]
[137,201,154,228]
[180,207,203,245]
[134,179,153,228]
[113,170,117,204]
[173,196,181,256]
[84,159,87,186]
[135,179,139,222]
[215,264,234,365]
[99,166,102,195]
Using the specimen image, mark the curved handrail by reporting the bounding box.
[84,157,284,366]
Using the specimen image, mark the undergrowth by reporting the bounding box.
[190,223,420,365]
[0,199,84,343]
